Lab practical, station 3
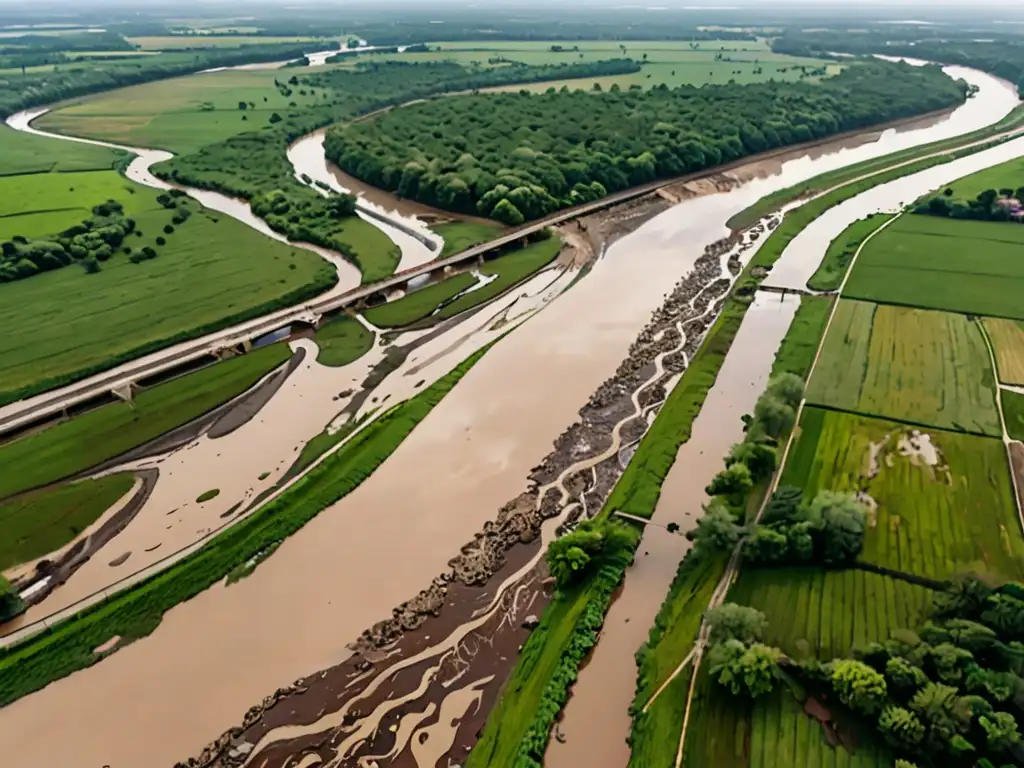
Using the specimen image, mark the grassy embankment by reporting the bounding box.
[0,341,494,707]
[0,124,127,176]
[0,474,136,573]
[312,315,375,366]
[727,104,1024,231]
[432,220,503,258]
[365,237,561,328]
[0,169,332,405]
[805,213,892,292]
[0,343,291,501]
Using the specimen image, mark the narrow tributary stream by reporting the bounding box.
[0,63,1018,768]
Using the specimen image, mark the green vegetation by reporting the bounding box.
[806,301,1001,436]
[945,154,1024,201]
[1003,390,1024,442]
[433,220,504,258]
[195,489,220,503]
[0,344,290,500]
[365,274,477,328]
[127,35,325,51]
[0,125,127,176]
[0,173,329,404]
[983,318,1024,386]
[0,474,135,571]
[0,338,494,707]
[806,213,892,292]
[770,296,831,379]
[365,237,561,328]
[313,315,374,366]
[0,573,24,624]
[326,61,966,222]
[845,216,1024,321]
[782,409,1024,582]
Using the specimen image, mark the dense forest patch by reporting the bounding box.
[323,61,967,222]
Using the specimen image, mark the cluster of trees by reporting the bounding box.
[0,575,24,624]
[545,517,634,589]
[323,61,967,223]
[772,30,1024,94]
[0,42,315,118]
[707,576,1024,767]
[915,187,1024,223]
[0,195,192,283]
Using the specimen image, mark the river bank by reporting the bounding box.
[0,62,1018,768]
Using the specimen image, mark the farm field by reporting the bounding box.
[1003,389,1024,442]
[0,172,329,402]
[843,215,1024,320]
[36,69,326,154]
[0,343,291,501]
[333,39,840,89]
[0,125,126,176]
[805,300,1000,435]
[0,474,135,572]
[0,170,148,240]
[127,35,327,50]
[781,408,1024,581]
[806,214,891,292]
[944,153,1024,200]
[983,317,1024,385]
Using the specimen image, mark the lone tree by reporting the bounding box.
[0,575,24,623]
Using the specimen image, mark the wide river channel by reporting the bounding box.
[0,62,1019,767]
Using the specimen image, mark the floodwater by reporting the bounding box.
[546,293,801,767]
[0,63,1020,767]
[286,130,440,270]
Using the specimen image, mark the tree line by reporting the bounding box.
[322,60,968,224]
[915,186,1024,224]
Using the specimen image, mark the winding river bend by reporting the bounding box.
[0,62,1019,768]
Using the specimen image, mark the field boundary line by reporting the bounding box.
[798,402,1001,441]
[979,321,1024,530]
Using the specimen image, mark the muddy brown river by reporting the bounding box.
[0,63,1018,767]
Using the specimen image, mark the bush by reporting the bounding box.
[706,603,766,645]
[163,224,174,235]
[155,237,166,246]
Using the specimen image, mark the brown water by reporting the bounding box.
[546,292,801,768]
[0,64,1019,767]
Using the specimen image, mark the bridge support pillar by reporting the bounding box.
[110,383,136,403]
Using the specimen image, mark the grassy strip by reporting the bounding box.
[1004,389,1024,442]
[0,474,136,572]
[628,664,693,768]
[365,273,477,328]
[434,220,504,259]
[313,316,375,367]
[0,342,492,707]
[0,267,334,409]
[0,344,291,501]
[195,489,220,504]
[769,295,832,380]
[806,213,892,292]
[727,105,1024,230]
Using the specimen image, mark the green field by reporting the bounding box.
[0,170,148,240]
[770,296,831,380]
[37,69,326,154]
[984,317,1024,386]
[806,214,892,292]
[127,35,326,51]
[806,300,1000,436]
[0,474,135,571]
[0,174,330,402]
[336,39,841,90]
[945,153,1024,201]
[0,125,126,176]
[0,344,290,501]
[364,273,476,328]
[781,408,1024,581]
[433,220,504,258]
[313,316,374,366]
[844,215,1024,320]
[1003,389,1024,442]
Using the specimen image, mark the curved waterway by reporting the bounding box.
[0,64,1019,768]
